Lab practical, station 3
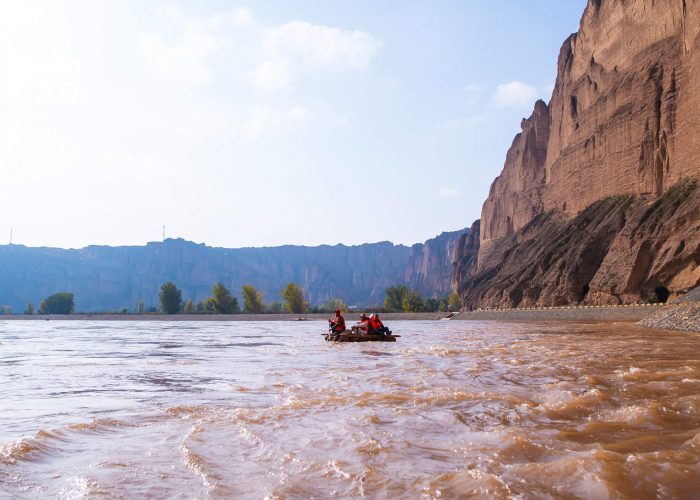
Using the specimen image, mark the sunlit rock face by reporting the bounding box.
[544,0,700,213]
[455,0,700,309]
[478,100,550,271]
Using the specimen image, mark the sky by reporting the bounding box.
[0,0,587,249]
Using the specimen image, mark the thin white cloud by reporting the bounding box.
[140,32,218,85]
[139,7,253,85]
[230,7,253,26]
[439,114,485,130]
[492,81,538,108]
[240,102,325,138]
[438,187,460,198]
[249,59,295,91]
[462,83,484,107]
[380,76,398,89]
[241,106,281,139]
[262,21,381,69]
[288,105,310,121]
[252,21,382,91]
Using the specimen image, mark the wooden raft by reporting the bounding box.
[324,332,398,342]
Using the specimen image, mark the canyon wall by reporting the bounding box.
[404,229,468,296]
[0,230,465,312]
[455,0,700,309]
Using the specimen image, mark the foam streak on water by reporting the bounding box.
[1,320,699,498]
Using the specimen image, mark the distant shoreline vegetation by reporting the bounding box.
[4,283,460,316]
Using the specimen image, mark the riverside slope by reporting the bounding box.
[454,0,700,309]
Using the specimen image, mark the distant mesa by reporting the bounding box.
[0,231,467,313]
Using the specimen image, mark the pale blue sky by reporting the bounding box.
[0,1,586,249]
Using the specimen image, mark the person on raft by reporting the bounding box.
[369,313,391,335]
[351,313,371,334]
[328,309,346,334]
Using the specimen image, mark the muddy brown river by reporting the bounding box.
[1,320,699,498]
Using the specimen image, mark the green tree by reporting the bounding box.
[195,300,205,313]
[25,302,34,315]
[401,289,424,312]
[159,282,182,314]
[448,292,462,312]
[39,292,74,314]
[425,297,440,312]
[282,283,307,313]
[242,284,265,313]
[211,283,239,314]
[384,285,409,311]
[267,301,283,313]
[438,298,448,312]
[323,298,348,313]
[183,299,195,313]
[204,297,217,313]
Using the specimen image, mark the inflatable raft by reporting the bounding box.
[324,332,399,342]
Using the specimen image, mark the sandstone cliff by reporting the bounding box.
[455,0,700,309]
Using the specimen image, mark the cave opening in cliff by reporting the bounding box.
[654,286,670,303]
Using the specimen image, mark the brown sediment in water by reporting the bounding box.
[0,320,699,497]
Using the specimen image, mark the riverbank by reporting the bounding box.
[452,304,667,322]
[1,305,667,322]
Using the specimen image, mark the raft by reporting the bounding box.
[324,332,399,342]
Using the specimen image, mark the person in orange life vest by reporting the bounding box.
[369,313,391,335]
[369,313,384,333]
[351,313,370,334]
[329,309,346,333]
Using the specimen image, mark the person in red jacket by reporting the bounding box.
[329,309,346,334]
[369,313,390,335]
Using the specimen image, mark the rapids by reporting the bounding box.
[1,320,699,498]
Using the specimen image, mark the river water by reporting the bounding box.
[1,320,699,499]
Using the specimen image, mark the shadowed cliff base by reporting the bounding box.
[455,179,699,310]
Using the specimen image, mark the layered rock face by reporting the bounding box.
[456,0,700,309]
[0,230,465,312]
[478,100,550,269]
[404,229,468,296]
[545,0,700,214]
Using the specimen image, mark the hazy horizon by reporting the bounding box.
[1,1,585,249]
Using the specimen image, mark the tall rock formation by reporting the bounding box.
[455,0,700,309]
[479,100,550,270]
[404,229,468,296]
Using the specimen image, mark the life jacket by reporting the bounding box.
[330,316,345,333]
[371,318,384,330]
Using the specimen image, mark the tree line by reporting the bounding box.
[158,282,311,315]
[10,284,463,315]
[383,285,461,313]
